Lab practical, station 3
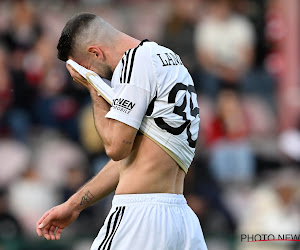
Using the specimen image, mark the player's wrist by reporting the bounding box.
[66,194,85,213]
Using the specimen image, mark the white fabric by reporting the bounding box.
[66,59,114,104]
[90,193,207,250]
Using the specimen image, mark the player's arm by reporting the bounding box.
[89,46,156,161]
[67,159,119,211]
[36,159,119,240]
[88,85,138,161]
[67,64,137,161]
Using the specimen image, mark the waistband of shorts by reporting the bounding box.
[112,193,187,206]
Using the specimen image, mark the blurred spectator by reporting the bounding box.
[34,67,80,141]
[0,188,23,241]
[0,44,32,142]
[33,132,88,186]
[78,104,105,156]
[127,1,168,43]
[205,86,255,184]
[264,0,285,78]
[185,157,237,236]
[161,0,201,72]
[8,165,60,237]
[238,167,300,250]
[78,104,111,175]
[9,0,41,50]
[194,0,255,97]
[58,164,109,240]
[0,139,31,187]
[0,45,13,136]
[61,167,87,202]
[278,116,300,166]
[0,46,12,113]
[4,1,43,142]
[242,95,279,174]
[242,96,277,137]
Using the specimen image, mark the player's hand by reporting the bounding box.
[36,202,80,240]
[66,64,90,89]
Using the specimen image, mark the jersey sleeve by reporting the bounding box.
[105,46,156,130]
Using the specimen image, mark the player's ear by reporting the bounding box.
[87,46,104,61]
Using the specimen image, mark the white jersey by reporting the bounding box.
[105,40,200,173]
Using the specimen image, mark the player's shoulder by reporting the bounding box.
[137,41,174,56]
[130,40,160,64]
[131,40,153,64]
[119,40,184,84]
[133,40,175,62]
[120,40,154,71]
[138,41,185,69]
[118,40,159,85]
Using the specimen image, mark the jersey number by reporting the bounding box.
[154,83,199,148]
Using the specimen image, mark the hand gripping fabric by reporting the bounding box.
[67,59,114,105]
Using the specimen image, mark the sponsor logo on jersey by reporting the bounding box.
[112,98,136,114]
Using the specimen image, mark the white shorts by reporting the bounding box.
[90,193,207,250]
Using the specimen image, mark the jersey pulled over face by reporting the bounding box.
[105,40,200,173]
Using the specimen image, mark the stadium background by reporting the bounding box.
[0,0,300,249]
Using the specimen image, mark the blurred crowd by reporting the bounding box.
[1,0,300,249]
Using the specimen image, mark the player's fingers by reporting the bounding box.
[73,77,86,85]
[36,219,44,237]
[66,64,82,79]
[38,212,54,230]
[36,211,51,236]
[37,225,43,237]
[49,225,57,240]
[66,64,75,74]
[55,227,63,240]
[43,224,52,240]
[66,64,89,89]
[37,211,50,225]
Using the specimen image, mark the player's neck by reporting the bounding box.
[110,33,141,71]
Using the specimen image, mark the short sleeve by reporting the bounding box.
[105,45,156,130]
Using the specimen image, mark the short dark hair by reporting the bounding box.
[57,13,97,61]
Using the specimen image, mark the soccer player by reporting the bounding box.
[36,13,207,250]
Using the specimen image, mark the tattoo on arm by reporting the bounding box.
[122,139,132,145]
[80,191,95,206]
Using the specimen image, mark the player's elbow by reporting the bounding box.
[105,145,131,161]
